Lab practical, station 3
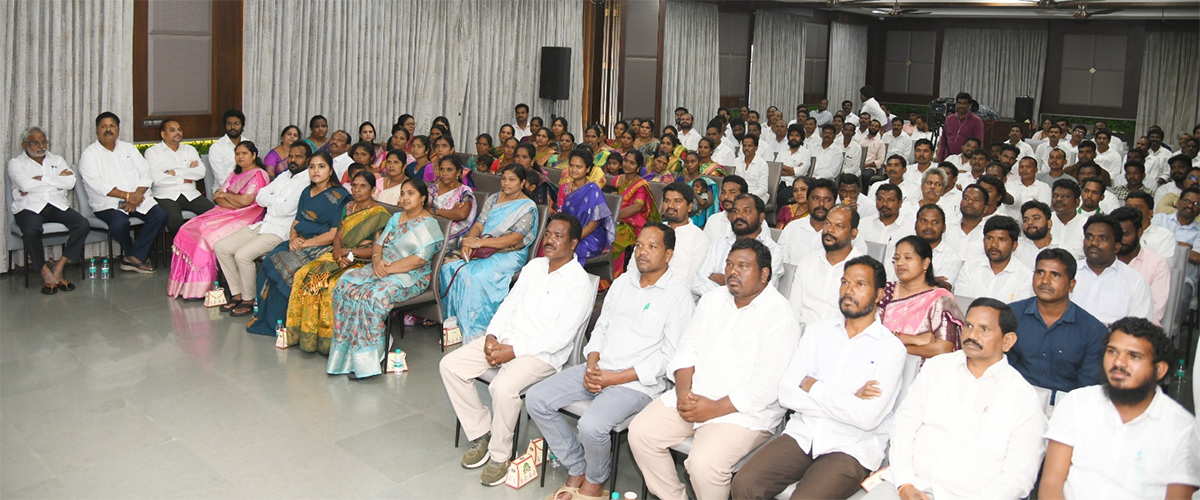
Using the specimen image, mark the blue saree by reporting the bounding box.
[557,182,615,265]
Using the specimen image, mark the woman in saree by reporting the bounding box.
[395,113,417,149]
[557,151,616,265]
[375,150,408,205]
[550,116,568,144]
[680,152,718,228]
[657,134,686,174]
[774,176,811,229]
[246,151,349,333]
[514,142,551,186]
[493,124,515,157]
[428,155,477,251]
[531,127,556,171]
[386,126,411,155]
[167,141,271,298]
[609,150,656,277]
[405,135,434,181]
[615,129,636,157]
[489,137,518,174]
[548,132,575,170]
[285,171,390,354]
[358,121,387,170]
[609,121,628,148]
[582,125,613,176]
[467,133,494,173]
[263,125,300,178]
[438,164,539,343]
[632,119,658,158]
[327,179,444,378]
[348,142,376,179]
[302,115,330,153]
[695,137,726,176]
[644,151,677,183]
[879,235,963,392]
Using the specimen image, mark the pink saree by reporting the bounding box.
[878,282,964,392]
[166,168,271,298]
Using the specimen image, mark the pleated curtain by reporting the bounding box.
[748,11,806,115]
[243,0,583,151]
[1135,30,1200,137]
[660,0,721,127]
[2,0,134,269]
[826,21,868,113]
[938,27,1048,119]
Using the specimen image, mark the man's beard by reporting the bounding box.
[288,162,306,175]
[1023,225,1049,241]
[1102,370,1158,406]
[1117,241,1138,257]
[732,219,758,237]
[788,139,801,149]
[227,129,241,139]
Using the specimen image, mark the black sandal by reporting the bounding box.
[56,280,76,292]
[230,301,255,317]
[41,283,58,295]
[220,300,241,313]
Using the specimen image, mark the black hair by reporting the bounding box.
[1084,214,1123,245]
[350,142,376,163]
[837,173,860,189]
[435,134,455,149]
[729,238,772,277]
[438,154,464,172]
[410,135,433,157]
[346,162,366,182]
[1107,317,1171,365]
[1021,200,1051,219]
[233,140,265,174]
[358,121,377,143]
[808,177,836,198]
[515,103,529,113]
[834,203,861,229]
[1110,206,1142,230]
[977,175,1006,200]
[886,154,908,168]
[1126,190,1154,207]
[159,119,180,133]
[623,149,646,170]
[1124,160,1146,174]
[895,235,937,287]
[734,193,767,216]
[983,215,1021,242]
[1080,177,1105,192]
[742,133,759,147]
[917,203,946,224]
[1036,247,1078,280]
[222,109,245,124]
[531,116,544,127]
[914,138,934,151]
[875,183,902,200]
[279,124,301,141]
[396,114,414,128]
[820,124,837,135]
[1078,140,1096,151]
[956,92,972,102]
[95,111,120,126]
[641,222,676,250]
[968,297,1019,335]
[402,177,430,204]
[516,142,537,161]
[722,174,749,195]
[1052,178,1082,199]
[432,116,450,130]
[548,212,583,242]
[846,255,887,290]
[963,184,990,206]
[351,170,377,189]
[662,182,695,206]
[787,123,804,135]
[308,150,335,183]
[308,115,327,129]
[290,140,312,157]
[697,137,717,154]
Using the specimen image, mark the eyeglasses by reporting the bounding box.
[1178,199,1199,208]
[24,140,49,147]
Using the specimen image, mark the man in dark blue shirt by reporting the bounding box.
[1007,248,1107,405]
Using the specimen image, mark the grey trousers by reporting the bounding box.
[525,364,652,484]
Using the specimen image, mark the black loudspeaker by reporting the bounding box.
[1013,96,1035,125]
[539,47,571,101]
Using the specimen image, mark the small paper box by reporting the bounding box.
[525,437,544,466]
[504,453,538,489]
[442,324,463,347]
[387,351,409,373]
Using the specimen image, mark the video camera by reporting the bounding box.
[928,97,954,129]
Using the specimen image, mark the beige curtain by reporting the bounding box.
[243,0,583,151]
[1136,30,1200,137]
[2,0,134,270]
[826,21,868,113]
[749,11,807,115]
[938,27,1048,119]
[660,0,721,127]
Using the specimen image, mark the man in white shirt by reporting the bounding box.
[779,178,838,265]
[777,124,812,191]
[1111,207,1170,326]
[858,86,888,130]
[1006,157,1052,214]
[145,119,213,233]
[904,139,936,187]
[1036,125,1076,174]
[327,130,353,180]
[1144,127,1172,185]
[1124,191,1177,261]
[839,122,863,176]
[9,126,90,289]
[858,183,913,250]
[78,112,168,274]
[943,184,991,263]
[1092,129,1124,186]
[526,223,692,498]
[1040,318,1200,499]
[883,116,914,164]
[1155,154,1193,207]
[886,204,964,285]
[1078,176,1119,217]
[878,299,1046,500]
[736,134,770,203]
[761,120,789,161]
[811,124,845,180]
[854,113,871,142]
[868,155,919,204]
[654,184,709,291]
[706,122,737,168]
[213,143,310,313]
[811,99,833,127]
[630,239,801,500]
[1006,123,1037,161]
[693,194,783,297]
[702,175,746,244]
[207,109,248,188]
[1049,179,1087,260]
[676,112,701,151]
[803,118,822,151]
[441,213,595,486]
[958,150,988,189]
[838,173,877,220]
[789,205,866,323]
[512,103,532,141]
[943,137,980,174]
[733,256,906,500]
[954,216,1034,302]
[1013,200,1061,269]
[1071,214,1155,324]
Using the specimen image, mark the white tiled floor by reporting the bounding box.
[0,270,648,499]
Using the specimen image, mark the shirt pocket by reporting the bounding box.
[635,310,665,341]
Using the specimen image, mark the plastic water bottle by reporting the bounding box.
[212,280,220,291]
[1169,359,1188,402]
[87,258,97,279]
[548,450,560,469]
[100,258,111,279]
[275,320,285,337]
[611,493,620,500]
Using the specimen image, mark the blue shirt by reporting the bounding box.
[1006,297,1107,397]
[1151,212,1200,285]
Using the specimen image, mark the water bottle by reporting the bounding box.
[100,258,111,279]
[548,450,560,469]
[87,258,97,279]
[611,493,620,500]
[254,303,260,315]
[212,280,220,291]
[1169,359,1188,402]
[274,319,288,349]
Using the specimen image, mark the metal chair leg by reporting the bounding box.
[609,431,620,494]
[23,249,30,288]
[540,436,549,487]
[455,418,462,448]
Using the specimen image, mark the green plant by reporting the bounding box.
[1040,114,1137,137]
[134,139,217,156]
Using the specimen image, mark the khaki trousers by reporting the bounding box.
[628,398,771,500]
[213,225,281,299]
[439,337,556,462]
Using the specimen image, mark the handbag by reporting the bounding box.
[204,286,228,308]
[438,239,519,298]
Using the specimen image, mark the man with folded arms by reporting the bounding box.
[629,239,799,500]
[1039,318,1199,499]
[732,256,905,500]
[145,119,213,233]
[440,213,595,486]
[869,298,1045,500]
[526,223,693,500]
[79,111,168,274]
